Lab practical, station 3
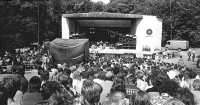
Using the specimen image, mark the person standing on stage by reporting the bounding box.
[192,51,195,63]
[187,49,191,61]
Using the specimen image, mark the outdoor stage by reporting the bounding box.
[62,12,163,57]
[90,48,158,59]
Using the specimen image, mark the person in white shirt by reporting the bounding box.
[41,54,48,70]
[49,64,58,81]
[72,70,81,89]
[93,71,106,84]
[74,71,90,95]
[99,71,114,102]
[136,70,148,91]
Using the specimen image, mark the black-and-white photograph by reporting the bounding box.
[0,0,200,105]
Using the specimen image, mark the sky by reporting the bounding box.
[91,0,110,4]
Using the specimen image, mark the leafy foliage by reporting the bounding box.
[1,0,200,53]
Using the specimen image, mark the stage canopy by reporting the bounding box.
[45,38,89,64]
[63,12,143,27]
[62,12,143,19]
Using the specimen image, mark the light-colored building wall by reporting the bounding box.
[62,17,76,39]
[135,18,143,52]
[154,18,163,51]
[62,16,69,39]
[130,19,137,36]
[135,16,162,52]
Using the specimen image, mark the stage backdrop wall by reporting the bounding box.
[46,38,89,64]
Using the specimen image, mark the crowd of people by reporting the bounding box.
[0,47,200,105]
[0,47,53,73]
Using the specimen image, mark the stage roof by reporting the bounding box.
[62,12,143,19]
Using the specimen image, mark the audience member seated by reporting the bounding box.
[39,70,49,86]
[37,82,73,105]
[22,76,43,105]
[151,80,180,105]
[73,79,102,105]
[135,70,148,91]
[105,84,129,105]
[174,88,195,105]
[75,71,90,95]
[48,93,67,105]
[40,81,61,100]
[98,71,113,102]
[117,70,128,80]
[93,71,106,84]
[54,73,75,104]
[49,64,58,81]
[63,68,72,77]
[163,98,185,105]
[191,79,200,105]
[146,71,169,93]
[13,65,28,94]
[113,76,126,86]
[2,46,200,105]
[130,90,151,105]
[72,70,81,89]
[125,74,139,99]
[179,69,198,89]
[102,91,128,105]
[38,66,45,76]
[1,75,21,105]
[46,93,64,105]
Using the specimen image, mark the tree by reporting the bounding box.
[172,0,200,47]
[145,0,200,47]
[104,0,136,13]
[1,0,200,53]
[0,1,38,51]
[91,1,105,12]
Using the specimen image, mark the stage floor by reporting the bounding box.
[89,48,160,58]
[90,48,157,55]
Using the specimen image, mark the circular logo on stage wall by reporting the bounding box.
[146,29,153,35]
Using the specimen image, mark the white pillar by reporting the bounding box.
[62,16,69,39]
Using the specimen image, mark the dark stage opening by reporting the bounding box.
[78,27,136,49]
[80,27,129,43]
